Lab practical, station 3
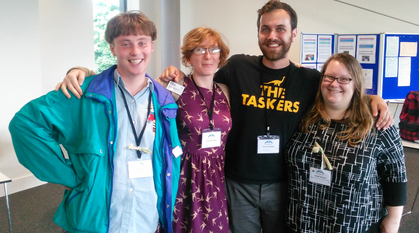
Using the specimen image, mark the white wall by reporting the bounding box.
[0,0,94,196]
[177,0,418,126]
[138,0,163,79]
[1,0,418,196]
[179,0,266,73]
[290,0,419,62]
[180,0,419,67]
[39,0,95,93]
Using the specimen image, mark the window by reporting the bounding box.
[93,0,120,73]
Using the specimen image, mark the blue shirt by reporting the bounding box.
[109,70,158,233]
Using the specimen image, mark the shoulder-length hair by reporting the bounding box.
[301,53,375,147]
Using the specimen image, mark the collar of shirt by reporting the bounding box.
[113,70,155,96]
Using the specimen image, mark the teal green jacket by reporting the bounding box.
[9,66,182,233]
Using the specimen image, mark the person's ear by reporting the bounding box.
[110,43,116,56]
[150,41,154,53]
[291,28,298,42]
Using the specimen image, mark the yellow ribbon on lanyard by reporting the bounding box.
[312,142,333,170]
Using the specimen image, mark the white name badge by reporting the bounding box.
[172,145,183,158]
[257,135,280,154]
[166,81,185,96]
[201,128,222,149]
[128,160,153,179]
[309,167,332,186]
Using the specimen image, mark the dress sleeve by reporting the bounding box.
[376,126,408,206]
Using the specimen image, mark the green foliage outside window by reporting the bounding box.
[93,1,120,73]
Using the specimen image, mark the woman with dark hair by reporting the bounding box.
[286,53,407,233]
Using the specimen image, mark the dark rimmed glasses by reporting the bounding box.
[322,74,352,84]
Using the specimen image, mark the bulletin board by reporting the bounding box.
[379,33,419,100]
[336,34,381,95]
[300,33,380,95]
[300,33,336,71]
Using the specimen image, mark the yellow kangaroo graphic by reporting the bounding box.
[264,76,285,86]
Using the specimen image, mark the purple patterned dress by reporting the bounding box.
[173,76,232,233]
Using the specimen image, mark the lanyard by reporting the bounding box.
[259,63,290,135]
[191,75,216,130]
[118,85,152,159]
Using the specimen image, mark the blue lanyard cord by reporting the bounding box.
[118,85,152,159]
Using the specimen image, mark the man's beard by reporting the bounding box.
[259,37,292,61]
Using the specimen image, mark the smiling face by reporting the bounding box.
[110,34,154,80]
[258,9,297,66]
[188,37,220,79]
[321,60,355,112]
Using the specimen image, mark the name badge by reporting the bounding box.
[172,145,183,158]
[257,135,280,154]
[166,81,185,96]
[309,167,332,186]
[201,128,222,149]
[128,160,153,179]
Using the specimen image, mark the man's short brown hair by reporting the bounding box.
[257,1,298,31]
[105,11,157,44]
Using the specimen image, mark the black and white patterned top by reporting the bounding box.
[286,121,407,233]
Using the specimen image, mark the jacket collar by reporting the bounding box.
[86,65,175,108]
[86,65,117,100]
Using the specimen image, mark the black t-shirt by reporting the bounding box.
[214,54,321,184]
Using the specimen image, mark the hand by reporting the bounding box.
[54,69,86,99]
[370,95,393,130]
[380,215,401,233]
[63,186,72,191]
[158,66,186,84]
[380,206,403,233]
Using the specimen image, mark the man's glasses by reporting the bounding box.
[322,74,352,84]
[192,47,221,55]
